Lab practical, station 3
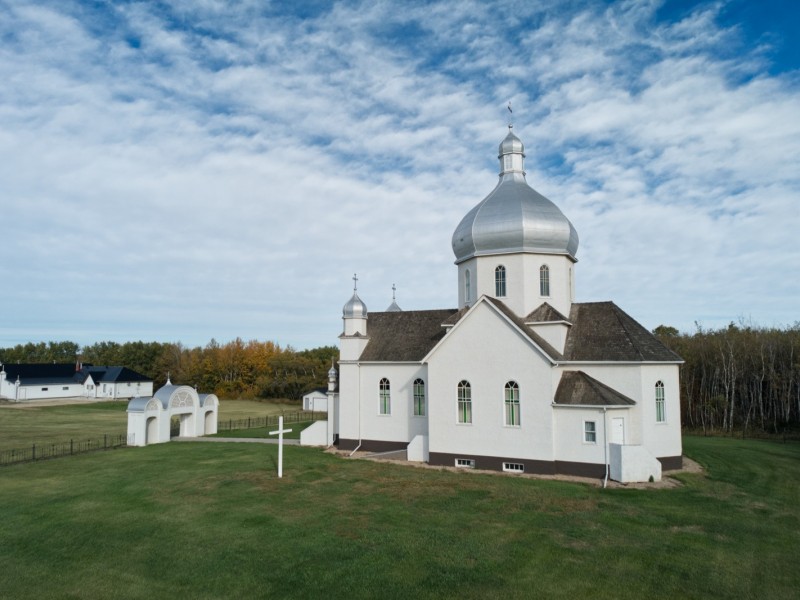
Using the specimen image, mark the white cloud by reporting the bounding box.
[0,0,797,349]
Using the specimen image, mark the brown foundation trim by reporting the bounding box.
[430,452,609,477]
[658,455,683,471]
[337,438,408,452]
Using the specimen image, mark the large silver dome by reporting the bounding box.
[452,129,579,264]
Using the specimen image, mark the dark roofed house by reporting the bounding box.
[0,363,154,402]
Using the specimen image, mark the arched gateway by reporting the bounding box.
[127,384,219,446]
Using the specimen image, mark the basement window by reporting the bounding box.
[503,462,524,473]
[41,387,49,391]
[62,386,69,391]
[455,458,475,469]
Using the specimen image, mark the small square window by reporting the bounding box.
[62,386,69,391]
[455,458,475,468]
[503,462,524,473]
[584,421,597,443]
[41,387,49,391]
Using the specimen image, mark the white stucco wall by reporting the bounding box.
[353,363,429,444]
[427,301,555,461]
[457,253,575,317]
[4,383,85,401]
[551,405,631,466]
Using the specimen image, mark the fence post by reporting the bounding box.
[70,439,73,455]
[104,434,107,449]
[32,444,36,461]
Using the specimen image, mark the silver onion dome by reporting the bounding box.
[452,128,579,264]
[343,291,367,318]
[343,274,367,318]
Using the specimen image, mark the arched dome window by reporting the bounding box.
[540,265,550,297]
[495,265,506,297]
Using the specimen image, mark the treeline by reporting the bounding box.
[0,339,338,400]
[655,323,800,434]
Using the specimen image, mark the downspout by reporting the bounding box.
[603,407,609,488]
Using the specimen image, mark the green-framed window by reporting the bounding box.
[457,380,472,424]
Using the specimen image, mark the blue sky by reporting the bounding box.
[1,0,798,350]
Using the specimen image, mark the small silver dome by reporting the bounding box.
[343,291,367,318]
[499,130,524,156]
[452,129,579,264]
[385,283,402,312]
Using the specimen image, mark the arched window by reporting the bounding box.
[379,378,391,415]
[504,381,520,426]
[495,265,506,297]
[413,378,425,416]
[457,380,472,424]
[655,381,665,422]
[539,265,550,297]
[465,269,471,304]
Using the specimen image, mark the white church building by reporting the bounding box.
[323,126,683,482]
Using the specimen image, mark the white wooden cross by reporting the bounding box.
[268,416,293,478]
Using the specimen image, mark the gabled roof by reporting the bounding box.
[483,297,565,361]
[359,309,458,361]
[91,366,151,383]
[441,307,469,327]
[525,302,570,323]
[564,302,682,362]
[0,363,152,385]
[1,363,78,384]
[554,371,636,406]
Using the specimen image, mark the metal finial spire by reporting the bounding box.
[507,101,513,130]
[166,371,171,386]
[353,273,358,291]
[392,283,396,301]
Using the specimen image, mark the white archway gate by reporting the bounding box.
[127,385,219,446]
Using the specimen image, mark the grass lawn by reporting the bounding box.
[0,435,798,599]
[0,398,305,452]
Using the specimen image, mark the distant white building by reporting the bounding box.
[319,127,683,483]
[0,363,153,402]
[302,388,328,412]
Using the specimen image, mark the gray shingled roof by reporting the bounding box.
[563,302,682,362]
[554,371,636,406]
[359,309,458,361]
[525,302,570,323]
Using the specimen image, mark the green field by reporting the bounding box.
[0,436,798,599]
[0,398,302,451]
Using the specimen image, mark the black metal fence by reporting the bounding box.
[0,434,133,467]
[216,411,325,433]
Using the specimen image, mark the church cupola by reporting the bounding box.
[327,361,337,393]
[385,284,402,312]
[499,127,525,175]
[342,274,368,336]
[451,126,579,317]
